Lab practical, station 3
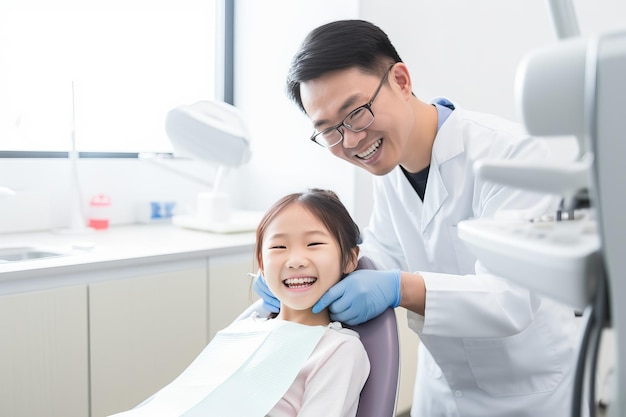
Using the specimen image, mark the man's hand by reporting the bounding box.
[312,269,401,325]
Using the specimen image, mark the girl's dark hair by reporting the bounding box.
[255,188,361,273]
[286,19,403,113]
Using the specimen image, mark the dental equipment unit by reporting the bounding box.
[458,1,624,416]
[165,100,262,233]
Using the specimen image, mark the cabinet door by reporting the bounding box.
[207,252,257,339]
[0,285,89,417]
[89,260,207,417]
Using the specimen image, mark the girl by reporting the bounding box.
[109,188,369,417]
[254,188,370,416]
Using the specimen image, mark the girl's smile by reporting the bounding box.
[282,275,318,290]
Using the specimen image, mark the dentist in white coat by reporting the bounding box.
[254,19,580,417]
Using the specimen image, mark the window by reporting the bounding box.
[0,0,228,155]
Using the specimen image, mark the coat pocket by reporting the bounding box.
[463,311,564,397]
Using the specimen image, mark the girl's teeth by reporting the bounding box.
[283,277,316,287]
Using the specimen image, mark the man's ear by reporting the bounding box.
[344,246,360,274]
[390,62,413,97]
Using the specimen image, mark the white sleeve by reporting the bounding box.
[417,262,541,338]
[297,333,370,417]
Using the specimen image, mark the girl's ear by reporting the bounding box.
[343,246,360,274]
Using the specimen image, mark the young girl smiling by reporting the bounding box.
[109,189,370,417]
[253,188,370,416]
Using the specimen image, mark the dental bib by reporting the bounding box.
[109,317,326,417]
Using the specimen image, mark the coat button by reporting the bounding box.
[454,390,463,398]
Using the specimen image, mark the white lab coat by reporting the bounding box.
[360,104,580,417]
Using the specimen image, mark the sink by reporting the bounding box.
[0,246,67,263]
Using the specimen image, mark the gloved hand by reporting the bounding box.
[312,269,401,325]
[252,270,280,313]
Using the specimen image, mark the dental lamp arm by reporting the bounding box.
[546,0,581,39]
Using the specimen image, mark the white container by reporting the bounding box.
[196,192,230,224]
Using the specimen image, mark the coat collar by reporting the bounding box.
[431,106,465,166]
[393,105,466,233]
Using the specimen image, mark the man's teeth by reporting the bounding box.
[283,277,316,288]
[357,139,382,159]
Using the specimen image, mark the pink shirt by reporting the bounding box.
[266,322,370,417]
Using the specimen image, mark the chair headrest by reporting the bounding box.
[356,256,377,271]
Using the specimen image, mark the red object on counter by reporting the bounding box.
[88,194,112,230]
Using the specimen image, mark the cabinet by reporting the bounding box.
[207,252,258,339]
[0,225,256,417]
[0,285,89,417]
[89,259,208,417]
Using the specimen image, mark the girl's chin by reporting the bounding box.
[279,305,315,313]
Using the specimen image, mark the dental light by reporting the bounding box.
[457,1,624,416]
[165,100,261,233]
[166,100,251,168]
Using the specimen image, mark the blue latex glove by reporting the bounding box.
[252,270,280,313]
[312,269,401,325]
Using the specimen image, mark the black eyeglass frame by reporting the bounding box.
[309,64,396,148]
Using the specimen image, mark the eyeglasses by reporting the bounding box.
[310,64,395,148]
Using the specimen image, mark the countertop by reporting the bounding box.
[0,224,256,291]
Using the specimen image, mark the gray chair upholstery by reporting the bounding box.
[351,256,400,417]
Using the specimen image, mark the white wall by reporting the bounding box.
[361,0,625,120]
[233,0,626,229]
[2,1,625,234]
[0,157,218,232]
[358,0,626,162]
[232,0,360,218]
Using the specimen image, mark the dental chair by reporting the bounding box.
[238,257,400,417]
[352,306,400,417]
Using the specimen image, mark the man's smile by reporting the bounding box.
[356,138,382,159]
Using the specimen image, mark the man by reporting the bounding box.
[255,19,579,417]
